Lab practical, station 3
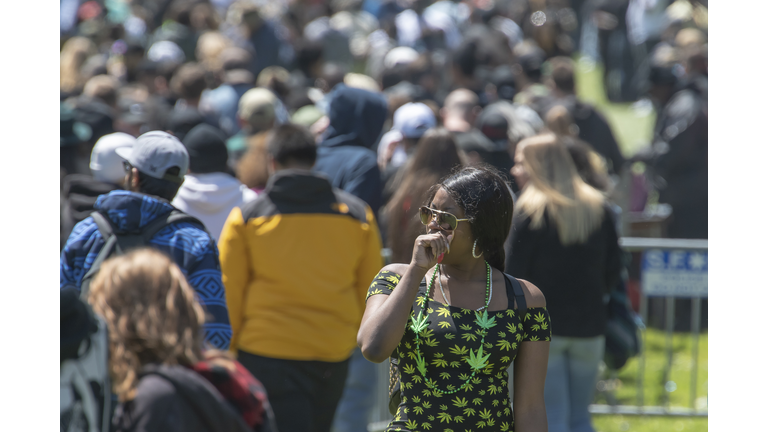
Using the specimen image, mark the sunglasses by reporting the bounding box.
[419,206,470,231]
[123,161,133,174]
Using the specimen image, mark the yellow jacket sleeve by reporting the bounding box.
[355,206,384,312]
[218,207,250,353]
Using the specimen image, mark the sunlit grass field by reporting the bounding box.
[592,328,708,432]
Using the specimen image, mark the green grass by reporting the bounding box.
[593,415,708,432]
[573,56,656,158]
[591,328,708,432]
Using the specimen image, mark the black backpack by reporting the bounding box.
[78,209,207,300]
[387,273,528,416]
[61,288,112,432]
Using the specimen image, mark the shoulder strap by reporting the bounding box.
[139,210,207,244]
[79,210,209,300]
[503,273,527,319]
[80,212,120,300]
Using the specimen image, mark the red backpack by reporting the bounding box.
[192,351,277,432]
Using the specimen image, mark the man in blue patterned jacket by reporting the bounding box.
[60,131,232,349]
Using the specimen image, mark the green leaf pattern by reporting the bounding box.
[366,270,552,432]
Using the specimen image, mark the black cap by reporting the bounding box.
[476,108,510,151]
[167,107,205,142]
[182,124,229,174]
[490,66,517,101]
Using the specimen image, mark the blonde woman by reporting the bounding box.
[88,248,253,432]
[506,134,622,432]
[61,37,97,94]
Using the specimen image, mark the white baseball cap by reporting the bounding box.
[115,131,189,184]
[90,132,137,184]
[392,102,436,139]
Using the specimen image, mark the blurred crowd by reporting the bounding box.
[60,0,707,431]
[60,0,707,241]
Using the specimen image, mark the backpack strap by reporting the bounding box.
[79,212,120,301]
[138,210,207,244]
[79,210,209,301]
[503,273,527,320]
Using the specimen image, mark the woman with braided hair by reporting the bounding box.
[359,165,551,432]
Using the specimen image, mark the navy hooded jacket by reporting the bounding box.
[60,190,232,350]
[313,84,388,215]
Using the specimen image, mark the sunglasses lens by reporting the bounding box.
[420,207,459,230]
[444,214,458,230]
[419,207,432,225]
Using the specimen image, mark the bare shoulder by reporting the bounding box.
[516,278,547,308]
[380,263,410,277]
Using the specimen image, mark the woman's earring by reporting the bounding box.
[472,239,483,258]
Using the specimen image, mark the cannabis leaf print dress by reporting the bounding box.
[367,270,552,432]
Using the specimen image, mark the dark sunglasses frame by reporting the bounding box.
[419,206,470,231]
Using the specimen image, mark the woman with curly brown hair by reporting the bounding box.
[89,248,268,432]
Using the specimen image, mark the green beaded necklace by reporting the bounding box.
[409,261,497,395]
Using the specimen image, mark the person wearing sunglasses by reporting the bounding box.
[358,165,551,432]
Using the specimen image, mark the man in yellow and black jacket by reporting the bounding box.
[218,124,383,432]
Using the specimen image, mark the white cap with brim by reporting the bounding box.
[115,131,189,184]
[90,132,137,184]
[392,102,436,139]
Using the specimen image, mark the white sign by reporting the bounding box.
[641,249,708,298]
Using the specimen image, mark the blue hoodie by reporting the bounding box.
[60,190,232,350]
[313,84,388,215]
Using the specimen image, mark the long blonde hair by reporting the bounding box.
[88,248,206,401]
[61,37,97,93]
[515,133,605,245]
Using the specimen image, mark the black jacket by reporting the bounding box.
[113,364,252,432]
[505,206,622,338]
[60,174,122,249]
[651,82,708,239]
[553,95,626,174]
[313,84,388,215]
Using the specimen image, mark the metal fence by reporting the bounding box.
[366,237,707,431]
[589,237,708,418]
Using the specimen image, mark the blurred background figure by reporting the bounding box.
[61,132,136,247]
[314,84,388,215]
[546,56,626,175]
[381,127,464,264]
[61,287,111,432]
[227,88,279,167]
[172,124,257,241]
[378,101,437,202]
[507,133,622,432]
[643,43,707,240]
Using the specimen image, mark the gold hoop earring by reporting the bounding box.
[472,239,483,258]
